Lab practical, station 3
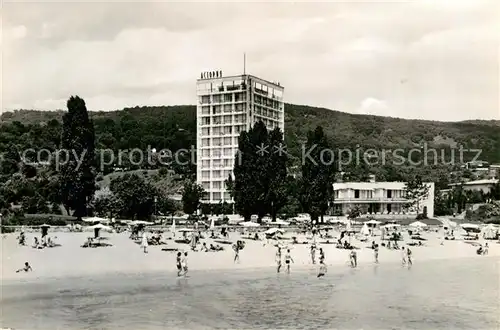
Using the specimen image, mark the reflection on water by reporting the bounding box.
[2,258,499,330]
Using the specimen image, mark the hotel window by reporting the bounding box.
[354,190,360,199]
[387,190,392,198]
[213,105,222,114]
[223,115,232,124]
[213,127,221,135]
[202,117,210,125]
[201,95,210,104]
[213,181,222,189]
[224,170,232,178]
[202,138,210,147]
[223,137,231,145]
[213,148,222,157]
[202,160,210,168]
[223,104,232,113]
[224,94,232,102]
[213,95,222,103]
[213,170,221,178]
[223,148,232,156]
[235,125,244,133]
[235,92,246,102]
[224,159,232,167]
[223,126,232,134]
[202,149,210,157]
[212,192,221,201]
[213,159,221,168]
[213,137,221,146]
[202,127,210,135]
[213,116,222,124]
[224,192,231,200]
[202,171,210,179]
[202,192,209,201]
[202,106,210,115]
[202,182,210,190]
[234,137,239,145]
[235,103,244,112]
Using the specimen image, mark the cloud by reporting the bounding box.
[1,1,498,121]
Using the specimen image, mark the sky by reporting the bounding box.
[2,0,499,121]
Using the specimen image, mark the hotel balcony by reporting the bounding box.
[333,197,408,203]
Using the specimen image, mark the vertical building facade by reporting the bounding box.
[196,72,284,203]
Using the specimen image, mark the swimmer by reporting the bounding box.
[284,249,294,274]
[276,247,282,273]
[317,260,327,278]
[182,252,189,277]
[16,262,32,273]
[176,252,183,276]
[349,250,357,268]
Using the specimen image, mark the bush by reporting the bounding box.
[3,214,78,226]
[0,226,15,233]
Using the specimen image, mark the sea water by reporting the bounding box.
[1,257,498,330]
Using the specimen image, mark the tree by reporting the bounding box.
[59,96,96,219]
[110,173,155,219]
[298,126,336,223]
[181,180,205,216]
[404,175,430,216]
[348,205,361,220]
[0,144,20,177]
[226,121,288,222]
[434,190,453,216]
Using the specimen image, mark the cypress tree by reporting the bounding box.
[60,96,96,219]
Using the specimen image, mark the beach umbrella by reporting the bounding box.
[273,219,290,226]
[82,216,109,223]
[410,221,427,228]
[460,223,480,230]
[265,228,284,235]
[365,220,381,226]
[178,228,194,232]
[130,220,154,226]
[86,223,112,238]
[239,221,260,227]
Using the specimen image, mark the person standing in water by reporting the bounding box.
[176,252,183,276]
[310,245,316,264]
[401,247,407,265]
[182,252,189,277]
[319,247,325,264]
[374,244,379,264]
[349,250,357,268]
[233,243,240,263]
[406,247,413,266]
[276,247,282,273]
[317,259,327,277]
[141,231,148,254]
[285,249,294,274]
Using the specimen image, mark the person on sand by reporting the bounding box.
[176,252,183,276]
[233,243,240,263]
[284,249,294,274]
[141,232,148,254]
[401,247,407,265]
[276,247,282,273]
[483,243,489,255]
[310,245,316,264]
[16,262,32,273]
[319,248,325,264]
[349,250,357,268]
[317,260,327,278]
[407,247,413,266]
[182,252,189,277]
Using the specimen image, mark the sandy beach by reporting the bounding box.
[2,228,499,282]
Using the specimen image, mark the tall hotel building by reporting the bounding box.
[196,71,285,203]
